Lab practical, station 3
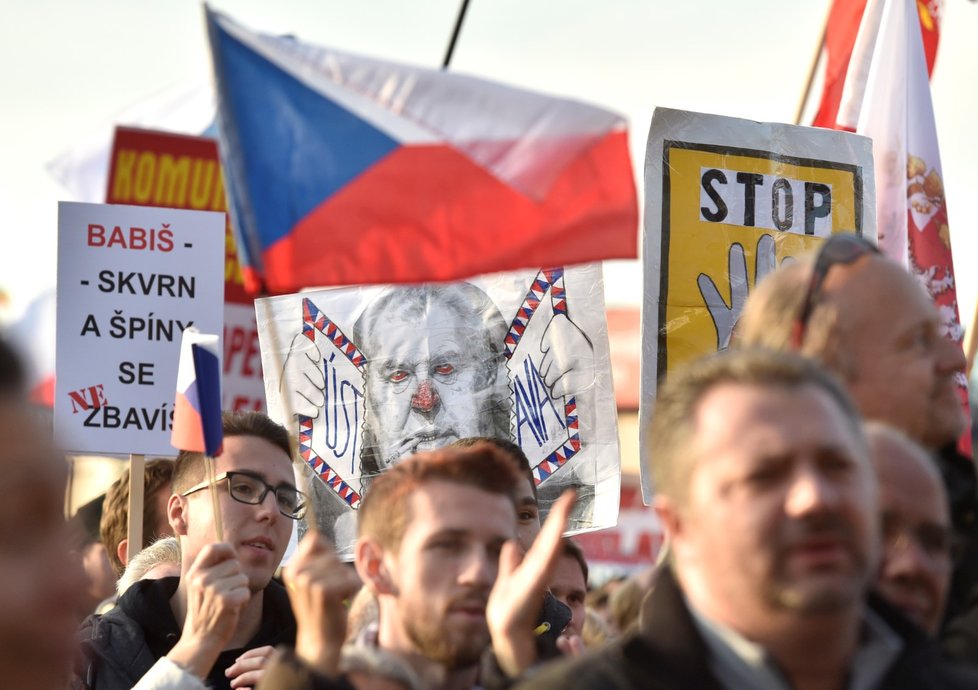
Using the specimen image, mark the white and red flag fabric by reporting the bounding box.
[838,0,970,452]
[812,0,941,129]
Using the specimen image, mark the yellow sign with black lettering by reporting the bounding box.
[639,108,876,500]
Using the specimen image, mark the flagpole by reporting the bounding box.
[794,3,832,125]
[442,0,472,69]
[204,454,225,542]
[127,454,145,561]
[966,298,978,377]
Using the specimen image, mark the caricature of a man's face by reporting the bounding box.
[361,294,502,469]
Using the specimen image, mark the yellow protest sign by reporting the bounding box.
[640,108,876,500]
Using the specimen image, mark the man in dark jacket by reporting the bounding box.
[77,411,299,689]
[523,350,978,689]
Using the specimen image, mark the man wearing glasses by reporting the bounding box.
[77,411,301,690]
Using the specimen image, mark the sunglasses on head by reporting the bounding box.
[790,233,878,349]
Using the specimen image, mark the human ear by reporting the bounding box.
[654,495,685,556]
[355,538,395,595]
[117,538,129,566]
[168,493,189,536]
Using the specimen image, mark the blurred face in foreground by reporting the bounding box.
[375,480,515,669]
[663,382,878,633]
[869,428,951,635]
[0,398,85,689]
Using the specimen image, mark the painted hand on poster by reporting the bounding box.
[539,314,595,399]
[697,234,777,350]
[280,333,328,419]
[259,265,620,551]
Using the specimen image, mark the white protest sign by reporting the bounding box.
[257,264,621,557]
[55,201,225,455]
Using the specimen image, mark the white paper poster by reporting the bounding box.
[258,265,620,555]
[55,202,225,455]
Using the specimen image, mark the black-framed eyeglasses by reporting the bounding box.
[182,471,308,520]
[791,233,879,348]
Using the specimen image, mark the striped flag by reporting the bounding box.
[172,327,223,456]
[205,7,637,293]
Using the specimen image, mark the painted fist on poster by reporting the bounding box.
[697,233,777,351]
[280,333,326,419]
[540,314,595,399]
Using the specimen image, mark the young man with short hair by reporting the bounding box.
[78,411,300,690]
[262,441,576,690]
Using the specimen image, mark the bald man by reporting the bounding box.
[866,423,952,635]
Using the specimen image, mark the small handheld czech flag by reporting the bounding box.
[172,326,224,457]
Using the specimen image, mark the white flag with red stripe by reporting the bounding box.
[839,0,970,451]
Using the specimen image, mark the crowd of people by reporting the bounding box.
[4,235,978,689]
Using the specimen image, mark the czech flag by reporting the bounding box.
[205,6,638,294]
[172,327,223,457]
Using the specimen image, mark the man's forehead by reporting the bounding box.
[690,382,860,457]
[217,434,294,482]
[404,481,516,534]
[873,435,947,521]
[826,256,937,331]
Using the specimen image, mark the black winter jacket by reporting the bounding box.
[75,576,295,690]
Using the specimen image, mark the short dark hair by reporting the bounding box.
[172,411,294,493]
[561,537,589,584]
[452,436,537,501]
[100,459,175,577]
[358,442,523,551]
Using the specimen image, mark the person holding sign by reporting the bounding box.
[76,412,300,690]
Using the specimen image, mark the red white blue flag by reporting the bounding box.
[205,7,638,294]
[172,327,224,457]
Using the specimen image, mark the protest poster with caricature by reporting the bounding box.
[257,264,620,555]
[639,108,876,500]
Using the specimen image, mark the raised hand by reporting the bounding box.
[283,532,362,677]
[280,332,327,419]
[167,543,250,679]
[225,645,274,690]
[487,489,577,677]
[540,315,595,399]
